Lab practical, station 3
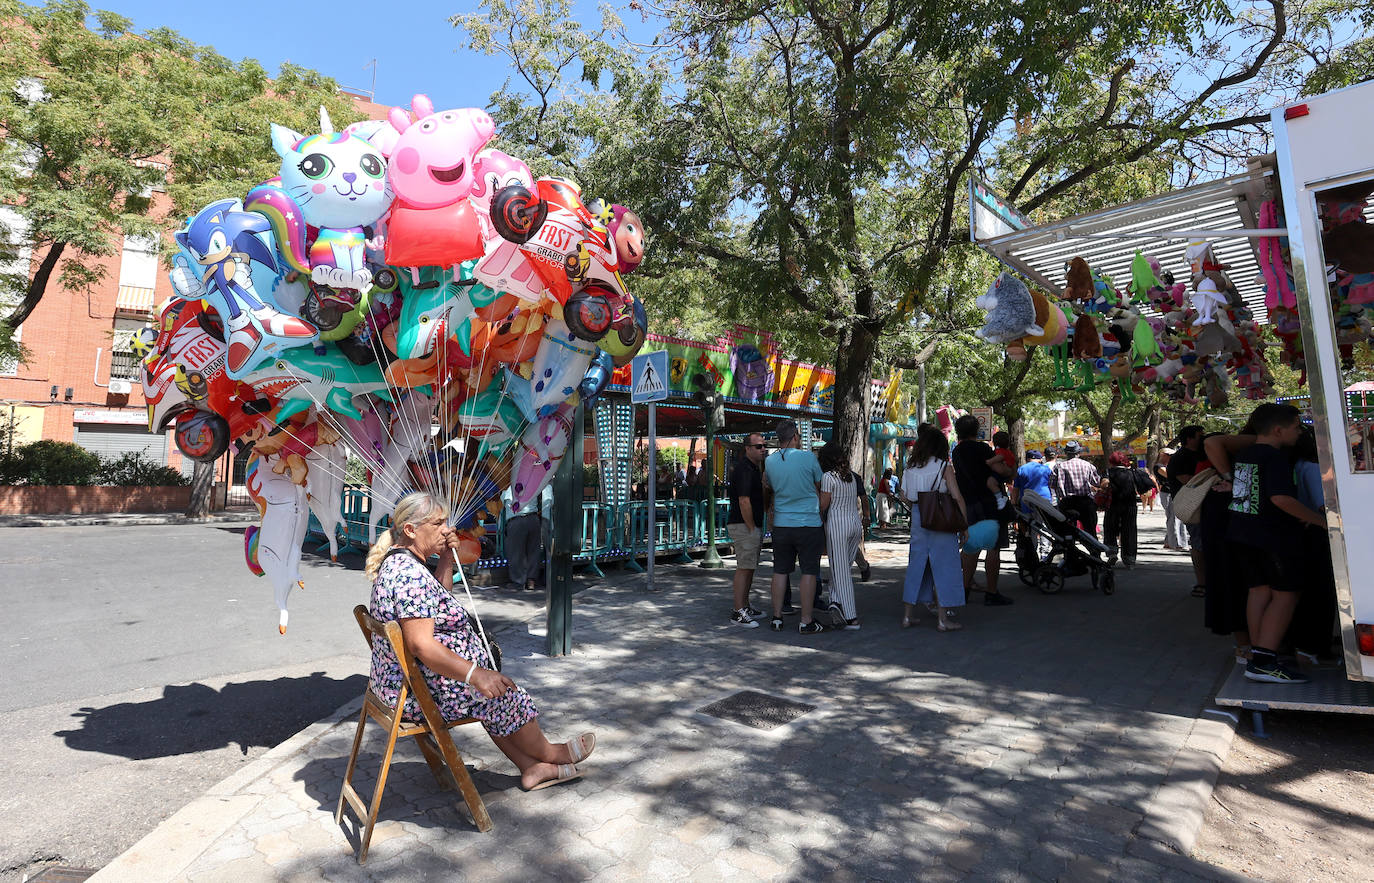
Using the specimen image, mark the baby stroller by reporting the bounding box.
[1014,491,1116,595]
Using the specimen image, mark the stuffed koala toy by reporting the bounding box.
[976,272,1042,344]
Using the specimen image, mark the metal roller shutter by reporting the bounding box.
[72,425,171,464]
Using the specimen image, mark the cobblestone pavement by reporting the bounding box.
[93,510,1253,882]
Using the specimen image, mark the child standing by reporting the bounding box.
[1221,404,1325,684]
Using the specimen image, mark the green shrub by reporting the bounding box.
[97,451,190,487]
[1,440,102,486]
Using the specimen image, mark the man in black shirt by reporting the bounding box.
[951,414,1015,606]
[1216,404,1324,684]
[726,432,768,627]
[1165,425,1206,593]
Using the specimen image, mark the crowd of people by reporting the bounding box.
[352,402,1334,798]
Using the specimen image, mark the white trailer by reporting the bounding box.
[1272,80,1374,686]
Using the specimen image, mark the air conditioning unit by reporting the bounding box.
[108,379,133,395]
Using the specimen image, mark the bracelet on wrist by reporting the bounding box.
[464,661,478,683]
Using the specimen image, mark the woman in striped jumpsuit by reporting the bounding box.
[819,442,868,629]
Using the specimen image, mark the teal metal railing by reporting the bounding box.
[306,493,743,573]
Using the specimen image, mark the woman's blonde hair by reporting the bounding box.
[364,491,446,581]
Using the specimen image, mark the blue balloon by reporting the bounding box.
[577,350,615,406]
[962,519,999,553]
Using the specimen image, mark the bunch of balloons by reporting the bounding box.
[135,97,649,632]
[975,246,1274,408]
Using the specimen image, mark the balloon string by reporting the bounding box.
[265,361,415,502]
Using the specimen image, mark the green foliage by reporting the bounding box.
[455,0,1367,464]
[345,456,369,485]
[581,461,599,489]
[0,0,362,340]
[0,439,101,485]
[96,450,189,486]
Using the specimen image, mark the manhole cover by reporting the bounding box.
[698,690,815,730]
[27,868,96,883]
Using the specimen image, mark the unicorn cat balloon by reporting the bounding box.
[247,107,392,339]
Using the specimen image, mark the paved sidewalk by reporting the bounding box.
[0,510,259,528]
[91,511,1252,881]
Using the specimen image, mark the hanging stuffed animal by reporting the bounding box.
[976,272,1041,343]
[1185,241,1235,325]
[1063,256,1093,301]
[1007,288,1061,360]
[1072,312,1101,358]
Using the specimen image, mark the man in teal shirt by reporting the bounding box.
[763,419,830,634]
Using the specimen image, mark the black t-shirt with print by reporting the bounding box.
[1225,443,1300,553]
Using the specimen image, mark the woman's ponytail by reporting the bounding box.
[364,528,394,582]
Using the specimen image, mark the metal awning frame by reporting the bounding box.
[974,168,1278,321]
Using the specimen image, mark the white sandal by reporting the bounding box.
[566,731,596,763]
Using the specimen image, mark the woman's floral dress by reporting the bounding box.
[369,550,538,736]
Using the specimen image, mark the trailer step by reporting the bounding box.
[1215,661,1374,715]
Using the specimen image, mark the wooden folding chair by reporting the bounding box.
[336,604,493,863]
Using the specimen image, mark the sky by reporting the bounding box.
[87,0,634,113]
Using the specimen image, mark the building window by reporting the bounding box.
[115,234,159,317]
[109,327,142,381]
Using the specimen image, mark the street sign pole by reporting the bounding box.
[646,403,656,591]
[631,350,669,593]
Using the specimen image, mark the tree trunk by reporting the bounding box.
[186,460,214,518]
[832,322,880,474]
[1145,402,1164,474]
[4,241,66,330]
[1008,415,1026,465]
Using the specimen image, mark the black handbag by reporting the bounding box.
[916,468,967,533]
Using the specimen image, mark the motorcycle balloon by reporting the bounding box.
[490,184,548,244]
[564,288,613,341]
[174,410,231,462]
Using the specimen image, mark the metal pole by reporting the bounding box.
[699,419,723,568]
[646,403,656,591]
[546,401,582,656]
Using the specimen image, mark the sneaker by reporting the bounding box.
[859,563,871,582]
[1245,658,1310,684]
[984,592,1015,607]
[825,601,846,628]
[745,606,763,617]
[770,617,784,632]
[845,618,862,630]
[731,609,759,629]
[798,620,828,635]
[780,605,800,616]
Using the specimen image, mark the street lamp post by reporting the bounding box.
[692,374,725,569]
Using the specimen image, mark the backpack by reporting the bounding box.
[1132,467,1155,494]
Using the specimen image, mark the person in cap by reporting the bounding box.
[1050,440,1104,534]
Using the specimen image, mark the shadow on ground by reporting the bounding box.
[54,671,366,760]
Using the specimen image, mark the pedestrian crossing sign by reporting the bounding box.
[631,350,669,403]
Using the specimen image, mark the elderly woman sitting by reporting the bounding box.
[364,491,594,791]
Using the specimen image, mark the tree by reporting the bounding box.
[0,0,365,345]
[454,0,1367,471]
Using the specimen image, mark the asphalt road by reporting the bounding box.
[0,522,378,881]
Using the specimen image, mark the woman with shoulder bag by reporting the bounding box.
[900,427,968,631]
